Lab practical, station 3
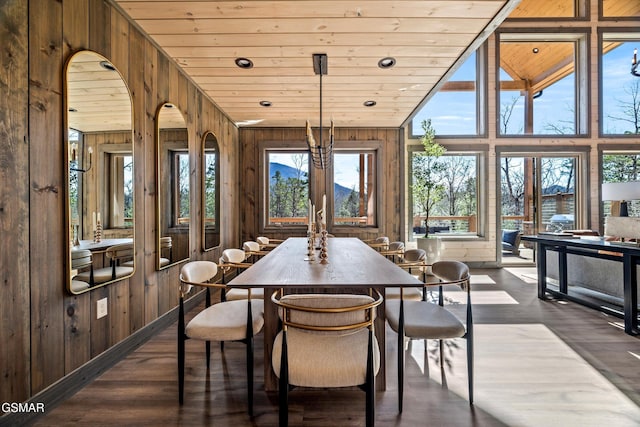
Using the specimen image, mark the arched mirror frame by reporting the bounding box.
[202,132,221,251]
[64,50,135,294]
[155,102,191,270]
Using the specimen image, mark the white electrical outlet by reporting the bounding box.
[97,297,108,319]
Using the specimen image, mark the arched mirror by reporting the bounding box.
[156,103,190,269]
[202,132,220,251]
[65,51,134,294]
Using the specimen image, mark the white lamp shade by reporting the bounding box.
[601,181,640,201]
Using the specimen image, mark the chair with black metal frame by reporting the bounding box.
[76,242,134,285]
[243,240,269,262]
[70,248,94,291]
[178,260,264,416]
[362,236,389,252]
[379,241,405,262]
[385,248,431,301]
[271,289,383,427]
[219,248,264,301]
[385,260,473,412]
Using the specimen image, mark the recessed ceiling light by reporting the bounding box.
[164,103,174,108]
[378,57,396,69]
[363,100,377,107]
[532,48,539,54]
[68,107,77,113]
[99,60,116,71]
[259,100,272,107]
[235,57,254,69]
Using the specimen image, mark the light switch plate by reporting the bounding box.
[97,297,108,319]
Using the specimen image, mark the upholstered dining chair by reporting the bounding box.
[70,248,93,292]
[243,240,269,262]
[219,248,264,301]
[385,248,429,301]
[256,236,284,250]
[75,242,134,285]
[385,260,473,412]
[271,290,383,427]
[178,260,264,416]
[380,241,405,262]
[159,236,173,267]
[363,236,390,251]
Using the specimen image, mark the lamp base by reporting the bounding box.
[620,201,629,217]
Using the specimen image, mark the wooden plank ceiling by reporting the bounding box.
[114,0,518,128]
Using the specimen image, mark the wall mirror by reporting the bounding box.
[156,103,190,269]
[202,132,220,251]
[65,50,135,294]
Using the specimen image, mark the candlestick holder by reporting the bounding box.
[304,228,316,261]
[94,220,103,243]
[319,224,329,264]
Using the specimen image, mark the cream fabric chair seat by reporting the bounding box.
[71,280,90,292]
[385,300,465,339]
[272,327,379,388]
[70,248,93,289]
[186,299,264,342]
[225,287,265,301]
[81,243,134,284]
[384,287,423,301]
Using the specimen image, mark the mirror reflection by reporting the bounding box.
[156,103,190,269]
[66,51,134,294]
[203,132,220,251]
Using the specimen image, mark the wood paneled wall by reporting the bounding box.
[0,0,239,404]
[239,127,404,243]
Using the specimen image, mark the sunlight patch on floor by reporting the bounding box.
[441,290,519,305]
[470,274,496,285]
[505,267,539,284]
[407,324,640,427]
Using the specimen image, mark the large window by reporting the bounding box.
[601,34,640,136]
[410,150,480,239]
[498,33,588,136]
[602,151,640,216]
[106,152,134,228]
[332,151,376,226]
[411,50,483,136]
[267,151,309,226]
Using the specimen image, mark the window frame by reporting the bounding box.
[260,141,313,232]
[496,30,590,138]
[98,143,134,231]
[407,143,487,242]
[172,150,190,228]
[329,146,381,229]
[598,29,640,137]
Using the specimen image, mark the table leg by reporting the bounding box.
[623,254,639,335]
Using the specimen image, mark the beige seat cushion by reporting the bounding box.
[77,265,133,284]
[186,299,264,342]
[71,279,90,292]
[386,300,465,340]
[272,327,379,388]
[385,287,423,301]
[225,288,265,301]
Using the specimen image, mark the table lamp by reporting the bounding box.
[601,181,640,216]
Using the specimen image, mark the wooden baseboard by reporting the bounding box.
[0,292,204,427]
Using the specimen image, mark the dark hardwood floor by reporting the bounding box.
[33,268,640,426]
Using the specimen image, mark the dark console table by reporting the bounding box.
[522,235,639,335]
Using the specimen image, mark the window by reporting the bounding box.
[498,33,588,136]
[267,151,309,226]
[411,49,483,136]
[106,152,134,228]
[332,151,376,226]
[409,150,480,239]
[174,152,189,226]
[601,33,640,136]
[602,151,640,216]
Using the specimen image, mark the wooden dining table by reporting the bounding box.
[227,237,424,391]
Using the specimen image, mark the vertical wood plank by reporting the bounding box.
[0,0,30,403]
[143,40,159,325]
[29,0,66,394]
[88,0,110,56]
[62,0,91,376]
[90,286,109,358]
[128,25,146,333]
